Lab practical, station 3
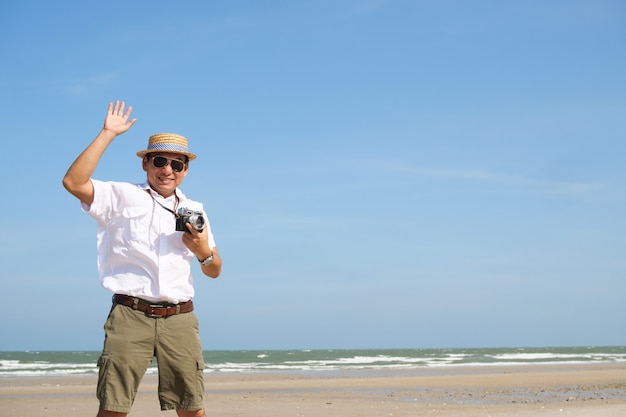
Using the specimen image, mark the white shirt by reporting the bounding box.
[82,180,216,304]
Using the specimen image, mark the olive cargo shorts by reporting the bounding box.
[96,303,205,412]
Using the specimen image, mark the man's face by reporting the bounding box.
[142,152,188,197]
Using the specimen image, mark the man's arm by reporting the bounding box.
[62,101,136,206]
[200,247,222,278]
[183,226,223,278]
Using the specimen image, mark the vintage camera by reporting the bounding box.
[175,208,205,233]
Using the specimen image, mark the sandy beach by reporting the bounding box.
[1,363,625,417]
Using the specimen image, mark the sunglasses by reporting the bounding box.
[151,155,186,173]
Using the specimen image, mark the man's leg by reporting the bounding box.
[155,312,205,412]
[97,410,127,417]
[97,304,155,414]
[176,409,206,417]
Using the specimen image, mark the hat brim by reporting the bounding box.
[137,150,197,160]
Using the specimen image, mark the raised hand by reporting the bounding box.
[103,100,137,135]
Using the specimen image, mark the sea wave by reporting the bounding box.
[1,347,625,378]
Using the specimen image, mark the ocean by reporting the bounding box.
[1,346,625,378]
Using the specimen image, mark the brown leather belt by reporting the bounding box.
[113,294,193,318]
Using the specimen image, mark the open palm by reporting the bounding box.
[104,100,136,134]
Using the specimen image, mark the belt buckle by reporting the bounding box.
[145,305,166,318]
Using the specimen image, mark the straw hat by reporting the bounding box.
[136,133,197,160]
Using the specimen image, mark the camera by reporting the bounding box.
[175,208,205,233]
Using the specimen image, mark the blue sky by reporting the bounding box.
[1,0,625,351]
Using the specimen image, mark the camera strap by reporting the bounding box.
[145,189,180,218]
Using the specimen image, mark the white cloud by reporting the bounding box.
[367,159,602,197]
[66,73,118,96]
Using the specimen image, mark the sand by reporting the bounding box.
[1,363,625,417]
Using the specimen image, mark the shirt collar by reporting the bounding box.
[138,181,186,202]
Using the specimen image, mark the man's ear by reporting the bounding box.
[142,156,149,172]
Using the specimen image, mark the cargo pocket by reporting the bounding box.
[195,356,206,397]
[96,354,111,403]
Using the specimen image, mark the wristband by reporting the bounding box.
[198,254,214,266]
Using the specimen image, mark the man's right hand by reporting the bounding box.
[103,100,137,135]
[63,100,137,206]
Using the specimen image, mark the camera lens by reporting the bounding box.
[192,214,205,231]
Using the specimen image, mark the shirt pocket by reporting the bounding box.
[117,206,151,242]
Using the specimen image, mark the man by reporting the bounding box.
[63,100,222,417]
